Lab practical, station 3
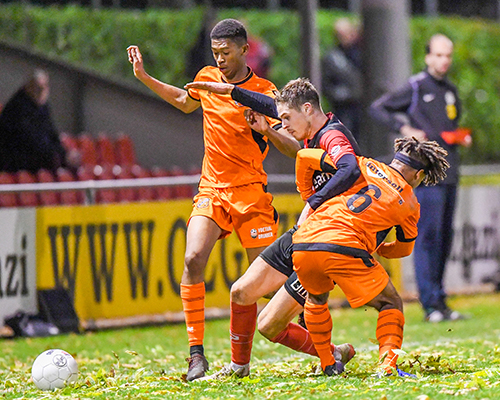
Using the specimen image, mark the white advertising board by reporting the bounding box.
[402,186,500,295]
[0,208,37,327]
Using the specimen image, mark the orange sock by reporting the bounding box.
[376,309,404,370]
[230,302,257,365]
[304,300,335,369]
[180,282,205,348]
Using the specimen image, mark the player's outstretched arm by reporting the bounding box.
[184,81,234,95]
[127,45,199,114]
[185,82,278,119]
[245,110,300,158]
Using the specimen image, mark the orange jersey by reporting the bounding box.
[293,156,420,254]
[188,66,279,188]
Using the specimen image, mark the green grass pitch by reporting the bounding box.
[1,292,499,399]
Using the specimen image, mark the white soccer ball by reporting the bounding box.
[31,349,78,390]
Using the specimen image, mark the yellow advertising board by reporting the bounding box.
[36,195,303,321]
[36,194,401,323]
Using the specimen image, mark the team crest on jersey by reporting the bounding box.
[445,91,457,120]
[250,228,258,239]
[330,145,341,157]
[196,197,210,209]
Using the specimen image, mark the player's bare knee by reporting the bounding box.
[230,281,244,304]
[183,250,206,278]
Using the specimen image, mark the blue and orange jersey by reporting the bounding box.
[293,156,420,254]
[188,66,279,188]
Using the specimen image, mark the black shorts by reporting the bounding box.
[284,272,307,307]
[259,226,297,276]
[258,226,307,306]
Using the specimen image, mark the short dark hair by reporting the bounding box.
[275,78,321,111]
[210,19,247,46]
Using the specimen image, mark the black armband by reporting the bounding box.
[231,86,279,119]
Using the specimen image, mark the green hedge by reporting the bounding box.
[1,4,499,164]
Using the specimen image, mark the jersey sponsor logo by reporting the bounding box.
[289,278,307,300]
[313,171,334,191]
[423,93,435,102]
[366,162,404,193]
[252,225,273,240]
[196,197,210,209]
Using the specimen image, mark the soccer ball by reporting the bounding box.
[31,349,78,390]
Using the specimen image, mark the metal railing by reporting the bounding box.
[1,164,499,205]
[0,174,297,205]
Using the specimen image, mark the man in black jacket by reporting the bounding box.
[321,18,363,139]
[0,70,68,173]
[369,34,471,322]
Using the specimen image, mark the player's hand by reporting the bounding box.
[127,45,147,80]
[461,134,472,147]
[244,109,270,134]
[400,125,427,141]
[184,81,234,95]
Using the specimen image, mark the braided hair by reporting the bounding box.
[394,137,450,186]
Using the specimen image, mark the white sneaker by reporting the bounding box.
[443,308,467,321]
[197,363,250,381]
[425,309,445,323]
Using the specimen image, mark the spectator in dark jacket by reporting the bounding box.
[321,18,363,139]
[0,70,70,173]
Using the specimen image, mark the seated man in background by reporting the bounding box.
[0,70,77,173]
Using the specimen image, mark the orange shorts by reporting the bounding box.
[292,250,389,308]
[189,183,278,248]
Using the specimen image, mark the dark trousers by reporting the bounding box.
[413,184,457,312]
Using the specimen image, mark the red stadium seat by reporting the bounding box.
[114,165,137,203]
[97,133,116,166]
[59,132,79,154]
[16,171,39,207]
[115,133,136,166]
[79,134,98,166]
[169,165,194,199]
[58,168,82,205]
[93,165,117,204]
[37,169,60,206]
[0,172,18,207]
[151,167,175,200]
[131,165,155,201]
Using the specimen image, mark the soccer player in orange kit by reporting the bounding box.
[293,137,450,376]
[127,19,300,381]
[185,78,361,379]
